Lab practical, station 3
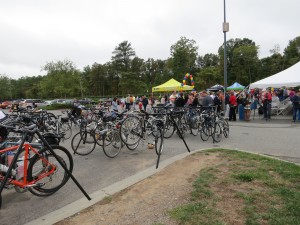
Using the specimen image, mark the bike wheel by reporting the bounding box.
[60,122,72,140]
[200,123,210,141]
[175,118,185,139]
[71,131,96,155]
[151,119,164,138]
[126,141,140,151]
[190,117,200,136]
[102,130,123,158]
[222,120,229,138]
[155,128,164,156]
[212,122,222,143]
[28,145,73,196]
[163,119,175,139]
[120,116,142,146]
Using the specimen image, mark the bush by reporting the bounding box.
[40,103,73,110]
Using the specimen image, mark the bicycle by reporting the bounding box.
[199,107,226,143]
[71,110,126,156]
[0,123,73,205]
[44,114,72,140]
[119,110,156,150]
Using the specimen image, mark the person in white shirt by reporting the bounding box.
[169,91,177,105]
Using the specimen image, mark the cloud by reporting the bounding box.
[0,0,299,79]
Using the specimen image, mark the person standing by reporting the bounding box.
[201,91,213,109]
[291,89,300,122]
[125,94,131,110]
[169,91,177,106]
[185,93,194,106]
[229,91,237,121]
[175,92,185,107]
[142,95,148,111]
[112,97,119,112]
[262,89,272,121]
[213,92,222,113]
[160,95,166,105]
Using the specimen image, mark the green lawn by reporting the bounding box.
[168,149,300,225]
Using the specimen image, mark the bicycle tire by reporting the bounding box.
[102,130,123,158]
[126,141,140,150]
[60,122,72,140]
[155,128,164,156]
[212,122,222,143]
[190,117,200,136]
[120,116,142,146]
[151,119,164,138]
[71,131,96,155]
[223,120,229,138]
[175,118,185,139]
[27,145,73,196]
[163,119,175,138]
[200,122,210,141]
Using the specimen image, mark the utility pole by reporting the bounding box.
[223,0,229,111]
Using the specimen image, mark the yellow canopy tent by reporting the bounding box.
[152,78,194,92]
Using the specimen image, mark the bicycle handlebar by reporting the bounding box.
[0,123,38,134]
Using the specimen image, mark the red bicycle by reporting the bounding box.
[0,124,73,199]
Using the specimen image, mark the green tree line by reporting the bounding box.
[1,36,299,100]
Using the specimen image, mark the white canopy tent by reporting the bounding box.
[249,62,300,89]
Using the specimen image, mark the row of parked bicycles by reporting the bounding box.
[69,104,230,158]
[0,104,229,206]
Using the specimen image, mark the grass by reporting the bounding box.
[168,149,300,225]
[40,103,73,110]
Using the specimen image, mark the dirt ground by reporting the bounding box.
[55,152,234,225]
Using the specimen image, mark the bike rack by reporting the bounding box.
[156,113,190,169]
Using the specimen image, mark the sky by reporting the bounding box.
[0,0,299,79]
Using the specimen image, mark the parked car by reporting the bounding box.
[98,98,112,107]
[51,99,66,104]
[78,98,96,105]
[19,99,50,109]
[0,101,11,109]
[62,99,75,105]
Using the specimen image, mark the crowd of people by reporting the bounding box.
[108,86,300,122]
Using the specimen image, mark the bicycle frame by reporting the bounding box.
[0,142,54,189]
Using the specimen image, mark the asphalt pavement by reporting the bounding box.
[0,109,299,225]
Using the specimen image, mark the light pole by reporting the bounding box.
[223,0,229,111]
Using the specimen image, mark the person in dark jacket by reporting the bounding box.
[291,89,300,122]
[175,92,185,107]
[213,92,222,112]
[142,95,148,111]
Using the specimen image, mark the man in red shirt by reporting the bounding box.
[229,91,237,121]
[262,88,272,121]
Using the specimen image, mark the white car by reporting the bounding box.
[19,99,49,109]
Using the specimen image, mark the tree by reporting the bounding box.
[169,37,198,81]
[196,53,219,69]
[81,63,109,97]
[259,53,284,81]
[219,38,259,86]
[40,59,81,98]
[111,41,136,72]
[283,36,300,67]
[0,75,12,100]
